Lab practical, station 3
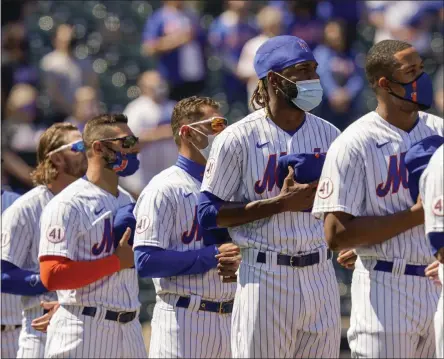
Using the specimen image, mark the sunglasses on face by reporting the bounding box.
[99,135,139,148]
[47,140,85,157]
[189,117,228,134]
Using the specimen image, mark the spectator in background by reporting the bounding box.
[120,71,177,196]
[64,86,100,132]
[314,20,365,130]
[1,22,38,105]
[286,0,325,49]
[433,66,443,117]
[208,0,257,113]
[2,84,46,193]
[40,24,98,124]
[142,0,206,102]
[237,6,283,111]
[366,1,440,55]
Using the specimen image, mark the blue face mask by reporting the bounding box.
[106,150,140,177]
[388,72,434,111]
[275,72,324,112]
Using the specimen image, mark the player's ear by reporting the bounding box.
[92,140,104,155]
[179,125,192,142]
[267,72,278,90]
[378,77,391,92]
[48,152,63,168]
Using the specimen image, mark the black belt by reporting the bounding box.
[1,325,21,332]
[176,296,234,314]
[256,250,332,267]
[81,307,137,324]
[374,260,427,277]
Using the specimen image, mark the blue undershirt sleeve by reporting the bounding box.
[135,245,219,278]
[1,260,49,296]
[428,232,444,256]
[198,191,227,230]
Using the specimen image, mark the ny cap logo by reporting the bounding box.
[298,40,310,52]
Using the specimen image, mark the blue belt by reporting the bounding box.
[176,296,234,314]
[373,260,427,277]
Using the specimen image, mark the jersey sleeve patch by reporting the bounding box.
[205,158,216,179]
[136,215,150,234]
[1,232,10,248]
[317,177,334,199]
[46,225,66,243]
[432,195,444,216]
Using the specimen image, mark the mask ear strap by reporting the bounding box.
[187,125,207,137]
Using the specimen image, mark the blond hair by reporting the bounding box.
[30,123,78,186]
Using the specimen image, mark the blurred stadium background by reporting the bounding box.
[1,0,443,356]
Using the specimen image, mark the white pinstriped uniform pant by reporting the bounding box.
[435,264,444,358]
[148,294,231,358]
[231,248,341,358]
[17,307,46,358]
[348,258,440,358]
[1,326,21,358]
[44,305,147,358]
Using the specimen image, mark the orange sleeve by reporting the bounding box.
[39,255,120,291]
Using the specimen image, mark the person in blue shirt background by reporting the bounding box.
[208,0,258,115]
[141,0,207,102]
[313,20,365,130]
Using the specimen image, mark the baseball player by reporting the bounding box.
[1,188,22,358]
[419,144,444,358]
[38,113,148,358]
[1,123,87,358]
[198,35,342,358]
[133,96,238,358]
[312,39,443,358]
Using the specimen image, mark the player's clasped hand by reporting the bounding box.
[216,243,241,283]
[425,260,443,287]
[279,166,318,212]
[337,249,357,270]
[31,301,60,333]
[114,227,134,270]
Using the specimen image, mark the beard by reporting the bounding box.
[63,154,88,179]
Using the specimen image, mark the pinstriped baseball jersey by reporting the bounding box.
[1,186,57,311]
[313,111,443,264]
[421,145,444,359]
[1,189,20,213]
[1,189,22,327]
[38,178,139,311]
[133,165,236,301]
[200,108,340,254]
[420,144,444,285]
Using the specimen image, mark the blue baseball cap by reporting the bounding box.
[254,35,316,79]
[113,203,136,247]
[405,135,444,202]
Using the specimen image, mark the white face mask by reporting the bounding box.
[188,126,216,160]
[275,72,324,112]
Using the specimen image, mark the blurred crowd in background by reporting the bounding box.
[1,0,444,323]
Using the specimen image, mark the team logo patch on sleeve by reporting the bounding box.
[432,195,444,216]
[205,158,216,179]
[47,226,65,243]
[1,232,10,247]
[317,178,334,199]
[136,215,150,234]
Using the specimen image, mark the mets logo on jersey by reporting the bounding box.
[376,152,408,197]
[255,152,287,194]
[92,218,114,255]
[182,206,203,244]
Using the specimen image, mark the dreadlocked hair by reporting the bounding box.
[250,78,272,118]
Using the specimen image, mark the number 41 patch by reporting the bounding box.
[432,195,444,216]
[317,178,334,199]
[47,226,65,243]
